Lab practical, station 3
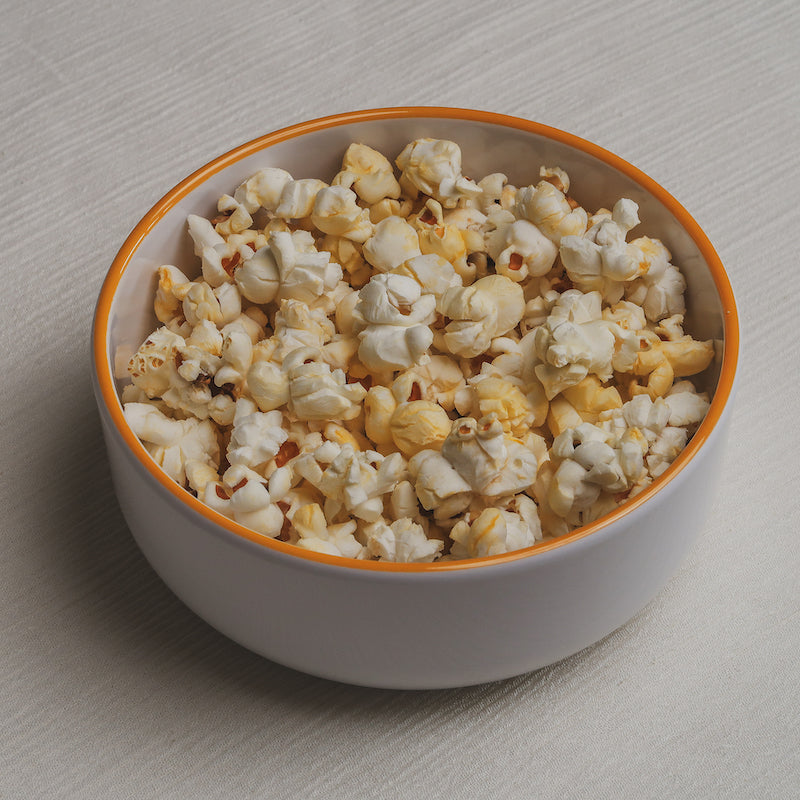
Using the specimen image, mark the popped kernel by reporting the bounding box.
[123,136,715,560]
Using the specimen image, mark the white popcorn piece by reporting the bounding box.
[226,398,288,470]
[182,281,224,328]
[233,167,294,214]
[134,334,218,420]
[334,142,402,205]
[485,213,558,282]
[364,518,443,563]
[598,394,669,444]
[177,323,223,378]
[439,414,538,497]
[354,273,436,372]
[362,215,422,272]
[213,194,254,236]
[211,325,251,391]
[413,201,475,277]
[602,299,648,334]
[274,178,328,219]
[547,422,628,518]
[559,199,645,302]
[291,503,365,559]
[514,173,588,244]
[476,172,516,213]
[444,205,488,250]
[128,326,186,399]
[216,464,286,538]
[392,253,462,305]
[531,289,637,399]
[236,230,342,307]
[407,449,472,519]
[319,235,371,289]
[213,282,243,327]
[124,402,219,488]
[294,444,402,523]
[596,393,695,480]
[395,138,481,208]
[646,425,688,477]
[246,358,290,412]
[391,356,466,412]
[387,479,423,522]
[450,500,541,558]
[311,185,374,242]
[272,299,336,360]
[624,240,686,322]
[233,244,280,304]
[439,275,525,358]
[663,381,710,428]
[283,346,367,422]
[187,215,240,289]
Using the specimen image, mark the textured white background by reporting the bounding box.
[2,1,798,797]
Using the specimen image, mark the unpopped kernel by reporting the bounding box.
[122,139,715,562]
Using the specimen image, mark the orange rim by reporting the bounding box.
[92,106,739,573]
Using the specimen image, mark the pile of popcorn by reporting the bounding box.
[121,137,714,562]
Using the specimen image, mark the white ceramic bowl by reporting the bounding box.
[91,108,738,689]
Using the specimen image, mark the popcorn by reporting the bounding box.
[393,356,466,411]
[485,214,558,282]
[154,264,191,327]
[124,402,219,489]
[413,201,475,276]
[407,449,472,519]
[395,138,481,208]
[311,186,374,242]
[664,381,710,428]
[458,374,534,436]
[531,289,634,398]
[362,215,421,272]
[389,399,451,458]
[294,444,403,523]
[354,273,436,372]
[439,275,525,358]
[274,178,328,220]
[206,464,287,538]
[364,518,443,563]
[272,299,335,360]
[291,503,365,558]
[125,136,714,562]
[283,346,366,421]
[232,167,294,214]
[226,398,288,470]
[392,253,462,305]
[625,246,686,322]
[450,499,541,558]
[235,230,342,306]
[333,142,402,205]
[514,171,588,244]
[438,414,539,497]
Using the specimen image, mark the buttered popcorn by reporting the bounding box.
[122,137,716,562]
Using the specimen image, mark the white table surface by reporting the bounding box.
[2,1,798,797]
